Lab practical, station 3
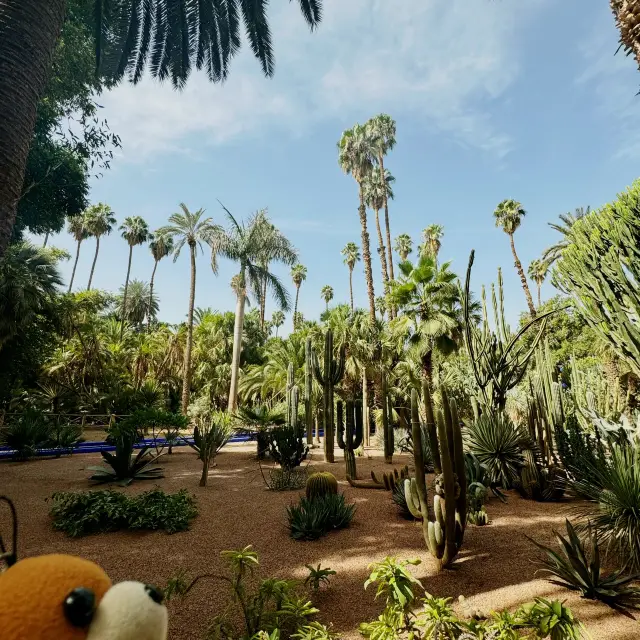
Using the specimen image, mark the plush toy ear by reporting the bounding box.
[86,581,168,640]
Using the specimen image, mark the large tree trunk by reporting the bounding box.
[357,185,376,322]
[68,238,81,293]
[87,236,100,290]
[0,0,66,258]
[181,243,197,414]
[147,258,158,331]
[362,367,369,447]
[379,153,394,282]
[227,266,246,413]
[510,234,536,317]
[120,244,133,338]
[537,282,541,309]
[348,267,354,312]
[260,264,268,329]
[42,231,49,247]
[293,286,300,330]
[373,208,389,284]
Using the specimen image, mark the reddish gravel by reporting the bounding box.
[1,444,638,639]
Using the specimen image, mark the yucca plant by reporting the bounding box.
[191,412,233,487]
[529,519,640,615]
[464,412,530,489]
[89,431,163,486]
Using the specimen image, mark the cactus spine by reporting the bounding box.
[405,386,467,570]
[304,338,314,445]
[312,329,346,463]
[382,372,394,463]
[337,399,363,479]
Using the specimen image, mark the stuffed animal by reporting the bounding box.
[0,498,168,640]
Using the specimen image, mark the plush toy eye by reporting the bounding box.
[63,587,96,627]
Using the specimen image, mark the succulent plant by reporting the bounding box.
[467,508,489,526]
[306,472,338,501]
[337,400,363,479]
[381,371,394,464]
[371,465,410,492]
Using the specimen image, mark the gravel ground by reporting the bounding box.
[1,444,638,639]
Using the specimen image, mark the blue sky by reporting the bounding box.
[43,0,640,332]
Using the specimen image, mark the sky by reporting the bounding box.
[42,0,640,332]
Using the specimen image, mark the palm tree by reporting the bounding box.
[493,199,536,317]
[421,224,444,263]
[338,124,376,321]
[214,206,294,413]
[67,214,89,293]
[84,203,116,290]
[115,279,158,329]
[542,206,590,267]
[611,2,640,75]
[394,234,413,261]
[157,204,220,413]
[148,231,174,330]
[271,310,285,337]
[366,114,397,281]
[321,285,334,311]
[291,263,307,330]
[341,242,360,312]
[528,259,548,308]
[119,216,150,337]
[0,1,323,260]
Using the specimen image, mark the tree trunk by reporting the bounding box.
[199,455,209,487]
[374,208,389,284]
[378,153,394,283]
[147,258,158,331]
[87,236,100,290]
[227,265,246,413]
[260,264,268,329]
[0,0,66,258]
[358,185,376,322]
[42,230,49,247]
[275,325,279,338]
[537,282,541,309]
[293,286,300,330]
[181,244,197,414]
[363,367,369,447]
[68,239,81,293]
[348,267,354,312]
[120,244,133,338]
[510,234,536,317]
[421,349,433,390]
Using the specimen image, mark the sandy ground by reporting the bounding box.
[1,444,638,639]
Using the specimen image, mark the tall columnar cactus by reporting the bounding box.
[337,400,363,479]
[287,385,300,431]
[312,329,346,463]
[405,386,467,570]
[304,337,314,445]
[381,372,394,464]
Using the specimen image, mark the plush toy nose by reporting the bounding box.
[144,584,164,604]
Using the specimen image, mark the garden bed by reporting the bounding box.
[1,443,637,639]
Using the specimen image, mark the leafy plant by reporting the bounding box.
[234,404,286,459]
[262,466,308,491]
[0,409,51,460]
[287,494,355,541]
[391,481,415,520]
[190,412,233,487]
[529,519,640,615]
[49,488,197,537]
[269,424,309,471]
[47,421,84,456]
[304,564,336,592]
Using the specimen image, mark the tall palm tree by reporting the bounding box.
[0,1,323,260]
[366,114,397,281]
[338,124,376,321]
[115,279,158,329]
[421,224,444,263]
[341,242,360,312]
[157,204,221,414]
[493,199,536,317]
[67,214,88,293]
[541,206,590,267]
[271,310,285,337]
[321,285,334,311]
[119,216,150,337]
[394,234,413,261]
[528,259,548,308]
[215,206,294,413]
[148,231,174,330]
[84,203,116,290]
[291,263,307,330]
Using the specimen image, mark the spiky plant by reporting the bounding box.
[611,1,640,75]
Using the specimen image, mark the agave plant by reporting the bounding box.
[529,519,640,615]
[89,432,163,486]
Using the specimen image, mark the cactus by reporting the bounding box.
[405,386,467,570]
[381,372,394,464]
[371,465,409,491]
[337,400,363,479]
[312,329,346,463]
[467,508,489,526]
[304,337,314,445]
[306,472,338,500]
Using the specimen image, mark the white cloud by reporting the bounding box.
[101,0,548,159]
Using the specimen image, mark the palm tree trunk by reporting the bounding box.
[293,286,300,330]
[348,267,354,312]
[357,185,376,322]
[87,236,100,290]
[537,282,541,309]
[181,244,197,414]
[120,245,133,338]
[228,265,246,413]
[362,367,369,447]
[68,239,81,293]
[0,0,66,259]
[374,208,389,284]
[147,259,159,332]
[42,230,49,247]
[421,350,433,390]
[260,265,268,329]
[379,154,394,282]
[275,325,279,338]
[509,234,536,317]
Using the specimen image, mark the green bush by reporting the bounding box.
[0,409,51,460]
[49,488,197,537]
[287,494,355,541]
[269,425,308,471]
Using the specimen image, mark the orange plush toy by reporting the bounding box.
[0,497,168,640]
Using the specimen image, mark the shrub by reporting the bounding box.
[287,494,355,541]
[264,466,308,491]
[49,488,197,537]
[48,422,84,456]
[0,409,51,460]
[529,519,640,615]
[305,472,338,501]
[191,412,233,487]
[269,425,308,471]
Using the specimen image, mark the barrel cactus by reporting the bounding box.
[306,472,338,500]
